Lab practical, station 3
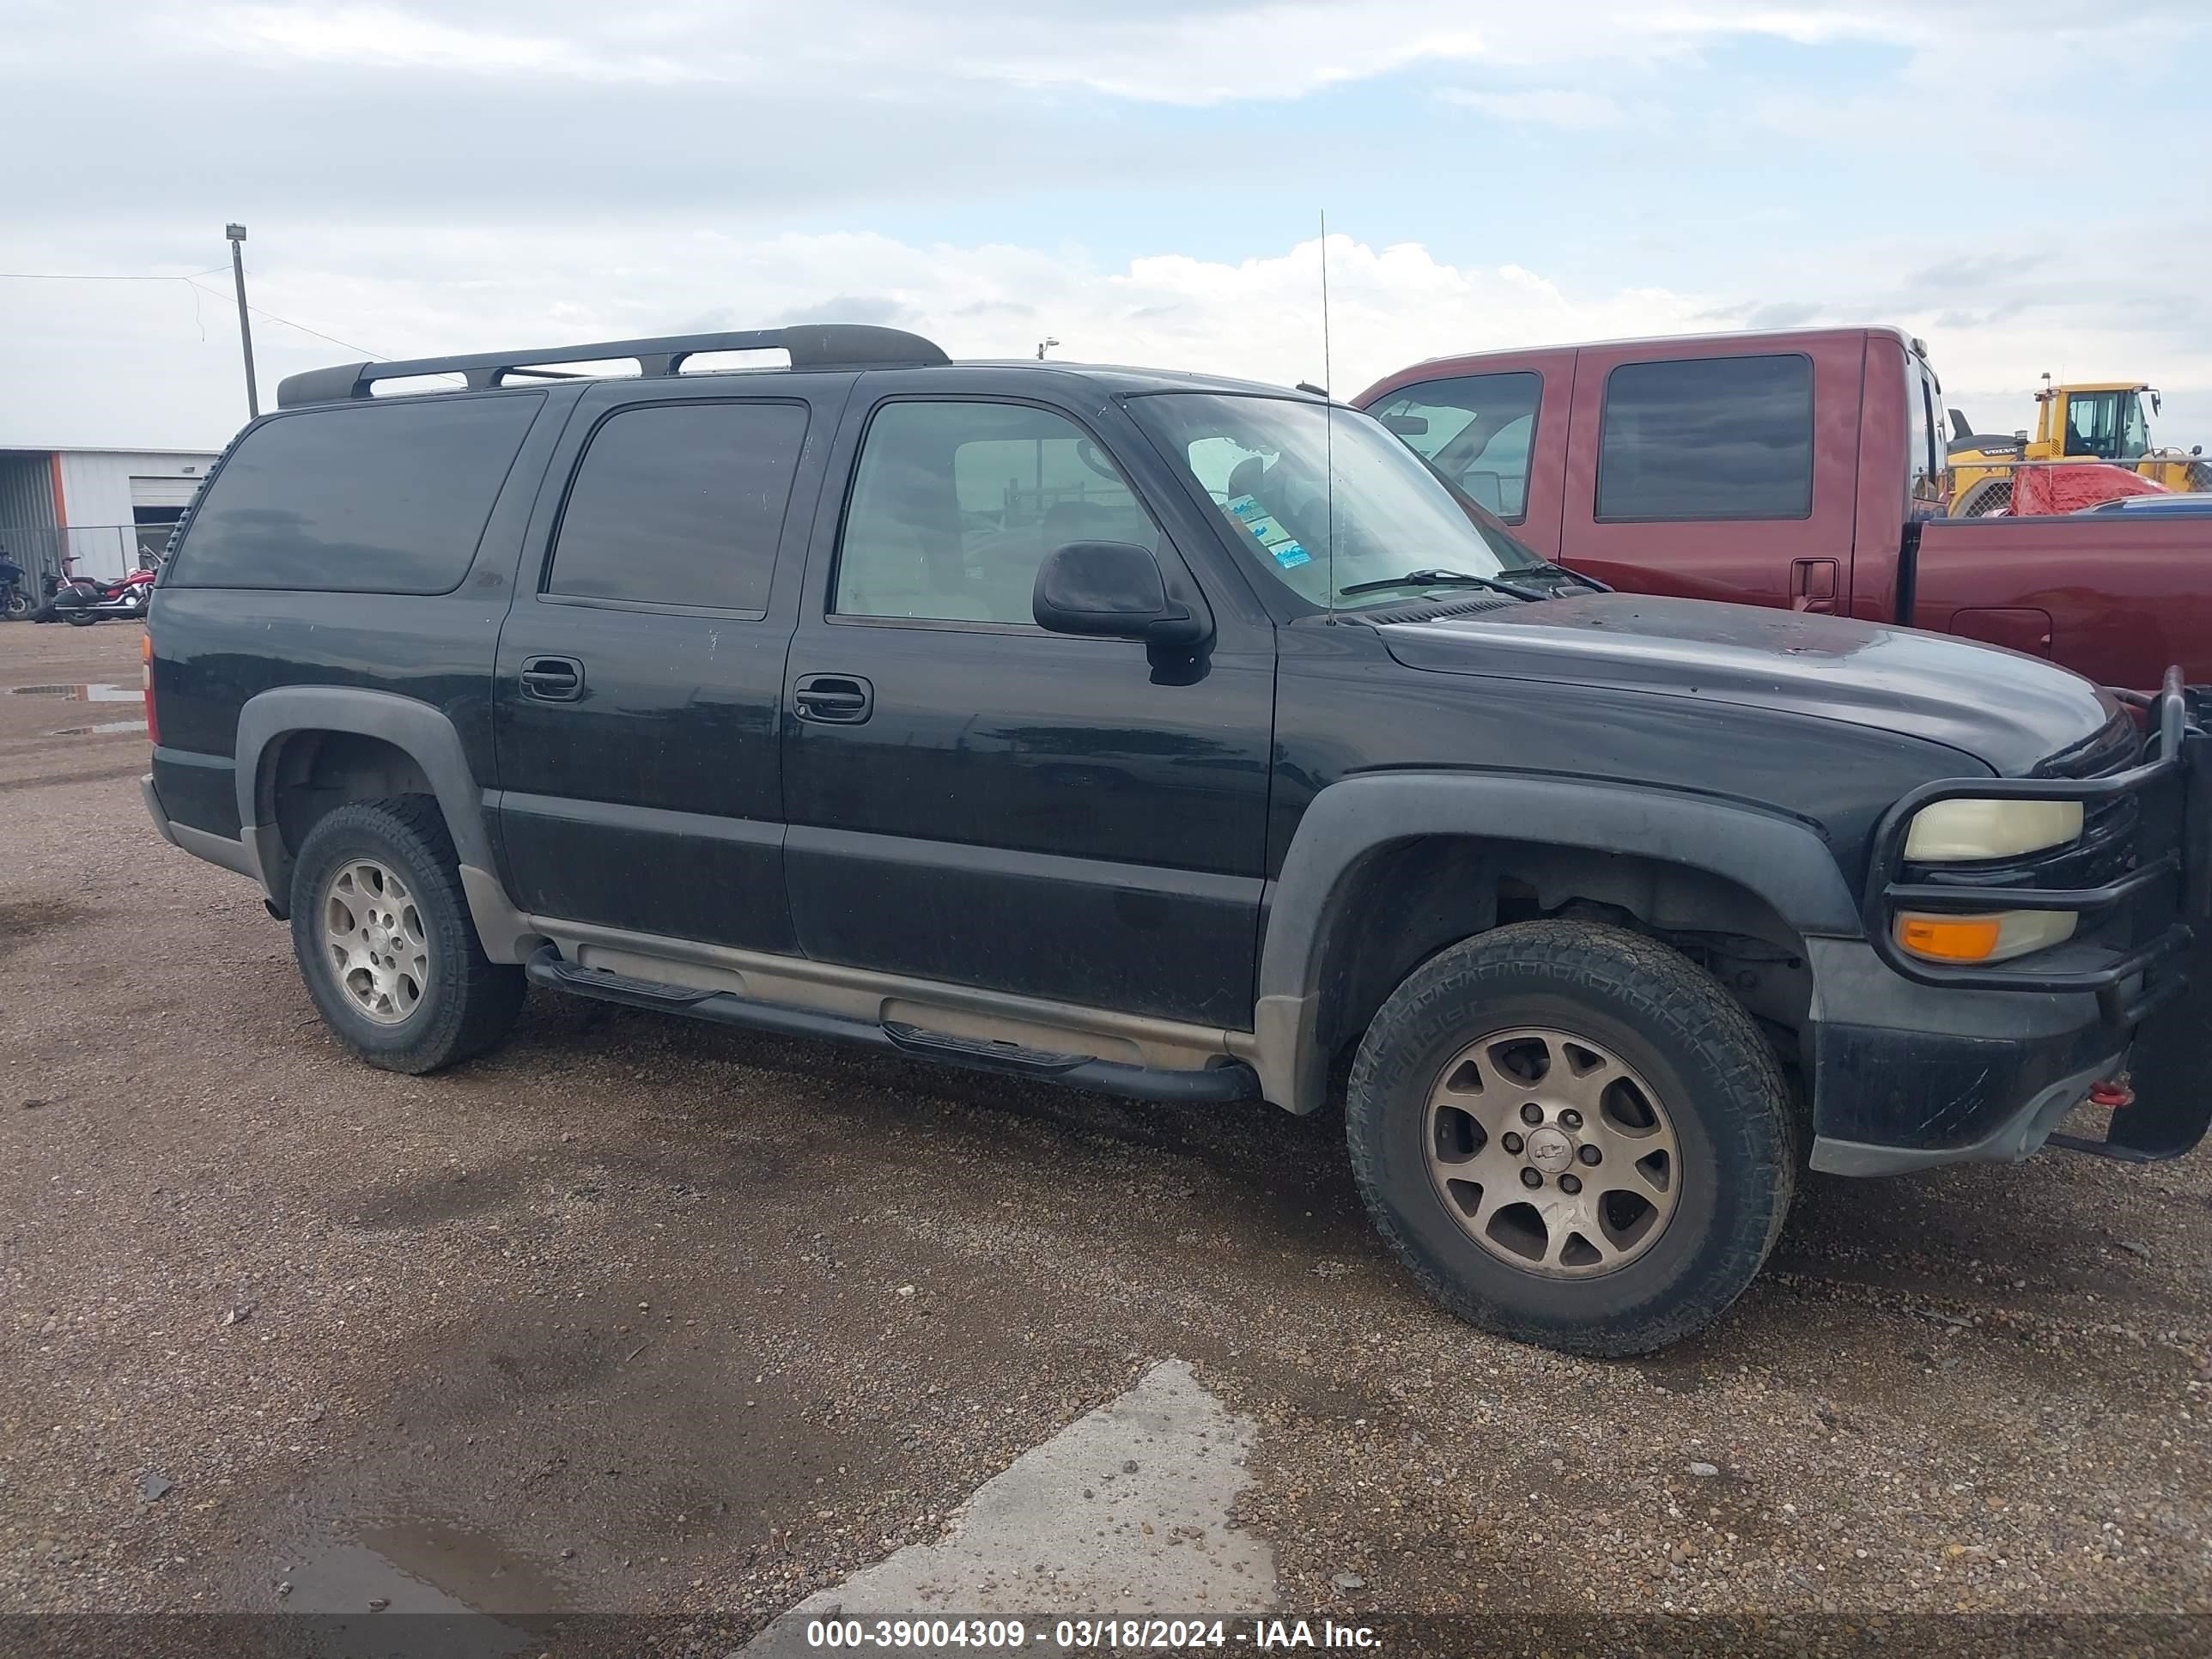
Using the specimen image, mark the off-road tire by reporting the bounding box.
[289,795,525,1073]
[1346,920,1796,1357]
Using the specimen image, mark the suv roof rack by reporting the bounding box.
[275,324,950,409]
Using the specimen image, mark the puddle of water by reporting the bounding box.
[10,682,137,702]
[46,720,143,737]
[282,1518,568,1621]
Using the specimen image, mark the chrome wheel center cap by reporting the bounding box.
[1525,1126,1576,1174]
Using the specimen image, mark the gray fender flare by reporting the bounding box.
[233,686,534,962]
[1249,773,1864,1113]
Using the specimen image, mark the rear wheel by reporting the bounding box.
[289,795,525,1073]
[1346,921,1796,1357]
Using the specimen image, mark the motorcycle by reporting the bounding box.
[49,556,159,626]
[0,562,28,621]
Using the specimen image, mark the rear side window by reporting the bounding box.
[547,400,808,614]
[168,394,543,592]
[1367,371,1542,521]
[1596,354,1814,521]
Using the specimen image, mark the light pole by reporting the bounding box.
[227,223,259,419]
[1036,337,1059,361]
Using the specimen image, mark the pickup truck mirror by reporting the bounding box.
[1033,540,1210,648]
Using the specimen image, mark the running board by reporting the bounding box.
[525,946,1257,1104]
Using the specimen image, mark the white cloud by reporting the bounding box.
[170,0,2042,106]
[0,231,1719,449]
[1438,88,1626,129]
[200,3,708,81]
[14,219,2212,454]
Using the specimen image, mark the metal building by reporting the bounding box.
[0,446,223,588]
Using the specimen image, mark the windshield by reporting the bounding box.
[1128,392,1540,610]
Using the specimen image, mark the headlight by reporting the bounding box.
[1895,909,2077,963]
[1903,798,2083,862]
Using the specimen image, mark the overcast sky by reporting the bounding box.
[3,1,2208,454]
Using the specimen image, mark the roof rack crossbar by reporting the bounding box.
[276,324,950,408]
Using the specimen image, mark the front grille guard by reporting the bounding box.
[1863,670,2209,1024]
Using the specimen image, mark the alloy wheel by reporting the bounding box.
[319,858,429,1024]
[1425,1025,1681,1277]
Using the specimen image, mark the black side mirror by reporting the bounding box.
[1033,541,1209,647]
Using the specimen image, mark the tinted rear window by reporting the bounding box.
[1596,354,1813,521]
[546,400,808,613]
[169,394,543,592]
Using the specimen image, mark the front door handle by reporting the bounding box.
[793,673,873,724]
[1790,558,1838,614]
[520,655,585,702]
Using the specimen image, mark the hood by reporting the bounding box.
[1377,592,2114,776]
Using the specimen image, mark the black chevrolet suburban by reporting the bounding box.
[141,324,2212,1356]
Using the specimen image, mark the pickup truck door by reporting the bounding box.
[778,378,1275,1027]
[490,379,848,950]
[1555,334,1866,611]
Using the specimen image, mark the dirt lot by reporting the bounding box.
[3,623,2209,1647]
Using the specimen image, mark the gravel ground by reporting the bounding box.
[2,623,2209,1643]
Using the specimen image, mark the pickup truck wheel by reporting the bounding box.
[1346,920,1795,1357]
[289,795,526,1074]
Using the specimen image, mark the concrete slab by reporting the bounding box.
[746,1358,1277,1652]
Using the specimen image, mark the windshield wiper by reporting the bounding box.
[1339,567,1550,602]
[1510,558,1609,592]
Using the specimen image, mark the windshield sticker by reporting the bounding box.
[1227,493,1312,568]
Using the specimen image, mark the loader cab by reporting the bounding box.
[2042,382,2156,462]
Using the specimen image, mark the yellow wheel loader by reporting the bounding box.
[1946,374,2209,516]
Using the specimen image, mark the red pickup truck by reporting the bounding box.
[1354,326,2210,690]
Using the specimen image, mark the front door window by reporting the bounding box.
[835,400,1158,625]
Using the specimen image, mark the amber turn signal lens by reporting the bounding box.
[1896,915,2003,962]
[1895,908,2078,964]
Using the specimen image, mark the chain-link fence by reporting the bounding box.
[1948,456,2212,518]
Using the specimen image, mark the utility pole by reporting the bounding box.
[227,223,259,418]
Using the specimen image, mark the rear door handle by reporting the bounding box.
[520,655,585,702]
[793,673,873,724]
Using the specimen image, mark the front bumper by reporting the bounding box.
[1820,673,2212,1173]
[1804,936,2126,1176]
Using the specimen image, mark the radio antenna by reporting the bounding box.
[1320,210,1336,625]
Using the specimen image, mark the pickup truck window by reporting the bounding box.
[836,400,1158,625]
[1129,393,1525,610]
[167,394,542,593]
[547,400,808,614]
[1595,354,1813,523]
[1364,372,1540,522]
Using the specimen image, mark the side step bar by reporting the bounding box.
[525,946,1258,1104]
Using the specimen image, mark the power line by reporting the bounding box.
[179,278,394,361]
[13,262,466,384]
[0,266,231,282]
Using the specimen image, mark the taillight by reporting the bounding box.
[142,630,159,744]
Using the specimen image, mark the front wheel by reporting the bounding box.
[1346,920,1796,1357]
[289,795,526,1073]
